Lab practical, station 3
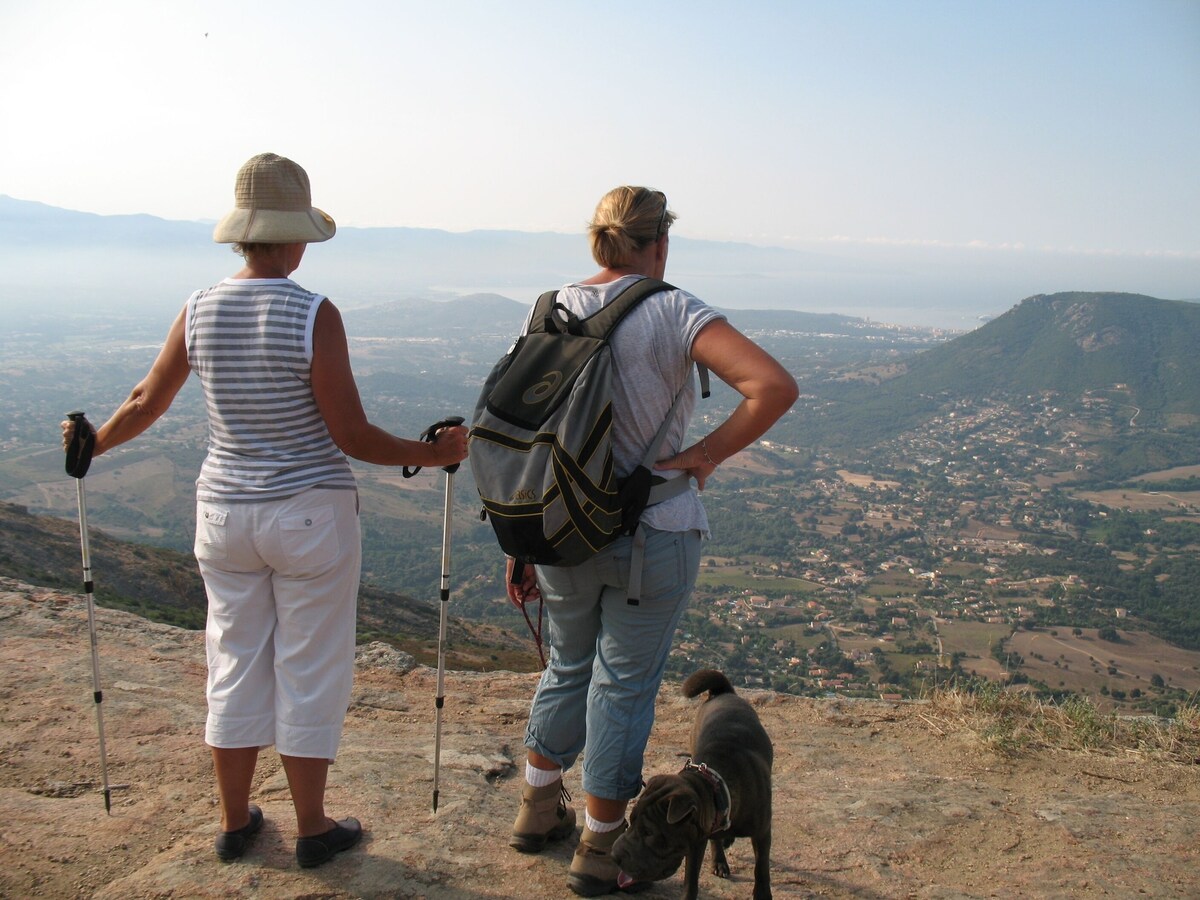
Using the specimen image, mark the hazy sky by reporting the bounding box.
[2,0,1197,263]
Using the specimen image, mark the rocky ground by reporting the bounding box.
[2,576,1199,899]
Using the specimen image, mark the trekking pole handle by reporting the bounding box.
[65,411,96,479]
[435,416,466,474]
[403,416,466,477]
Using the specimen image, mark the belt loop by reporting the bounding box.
[627,527,646,605]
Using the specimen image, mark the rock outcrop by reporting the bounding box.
[2,577,1198,898]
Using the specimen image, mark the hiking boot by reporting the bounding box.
[568,822,646,896]
[510,780,577,852]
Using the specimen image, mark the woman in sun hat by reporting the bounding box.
[62,153,468,867]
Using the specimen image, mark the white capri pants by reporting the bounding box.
[194,487,361,760]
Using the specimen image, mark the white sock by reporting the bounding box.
[585,813,624,833]
[525,762,562,788]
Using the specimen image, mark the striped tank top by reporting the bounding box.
[185,277,356,502]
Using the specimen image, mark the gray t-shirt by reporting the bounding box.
[524,275,725,535]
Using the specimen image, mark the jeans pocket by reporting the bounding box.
[637,533,683,601]
[637,529,701,607]
[538,551,599,603]
[195,503,228,561]
[279,504,340,572]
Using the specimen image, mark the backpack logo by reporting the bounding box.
[522,371,562,405]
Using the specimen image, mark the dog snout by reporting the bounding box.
[610,833,628,862]
[611,831,684,882]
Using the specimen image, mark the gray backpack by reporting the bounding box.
[469,277,707,602]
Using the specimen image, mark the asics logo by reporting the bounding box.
[523,371,562,405]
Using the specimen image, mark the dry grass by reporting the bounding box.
[921,683,1200,763]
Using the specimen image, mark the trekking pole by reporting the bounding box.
[432,450,457,812]
[403,417,464,813]
[64,411,112,814]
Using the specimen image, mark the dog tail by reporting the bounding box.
[682,669,736,700]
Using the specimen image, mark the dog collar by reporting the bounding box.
[682,760,732,835]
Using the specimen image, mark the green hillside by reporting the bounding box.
[802,293,1200,470]
[0,500,534,670]
[906,293,1200,415]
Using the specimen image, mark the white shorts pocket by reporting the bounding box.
[279,504,340,572]
[195,503,229,561]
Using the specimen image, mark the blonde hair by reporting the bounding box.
[587,186,676,268]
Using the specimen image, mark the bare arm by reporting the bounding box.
[310,300,468,467]
[62,306,193,456]
[655,319,798,489]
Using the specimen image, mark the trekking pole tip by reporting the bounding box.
[432,790,439,813]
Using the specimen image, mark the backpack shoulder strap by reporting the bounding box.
[526,289,560,335]
[581,277,675,340]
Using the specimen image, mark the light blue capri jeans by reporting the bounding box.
[525,525,702,801]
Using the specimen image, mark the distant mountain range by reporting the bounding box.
[0,194,890,325]
[9,193,1196,329]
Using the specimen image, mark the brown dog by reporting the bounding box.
[612,669,773,899]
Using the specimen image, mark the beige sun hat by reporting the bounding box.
[213,153,336,244]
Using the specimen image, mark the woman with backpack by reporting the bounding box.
[505,185,798,895]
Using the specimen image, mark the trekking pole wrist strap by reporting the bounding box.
[403,415,465,477]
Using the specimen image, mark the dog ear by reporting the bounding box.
[666,794,697,825]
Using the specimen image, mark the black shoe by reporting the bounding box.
[215,805,264,861]
[296,817,363,868]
